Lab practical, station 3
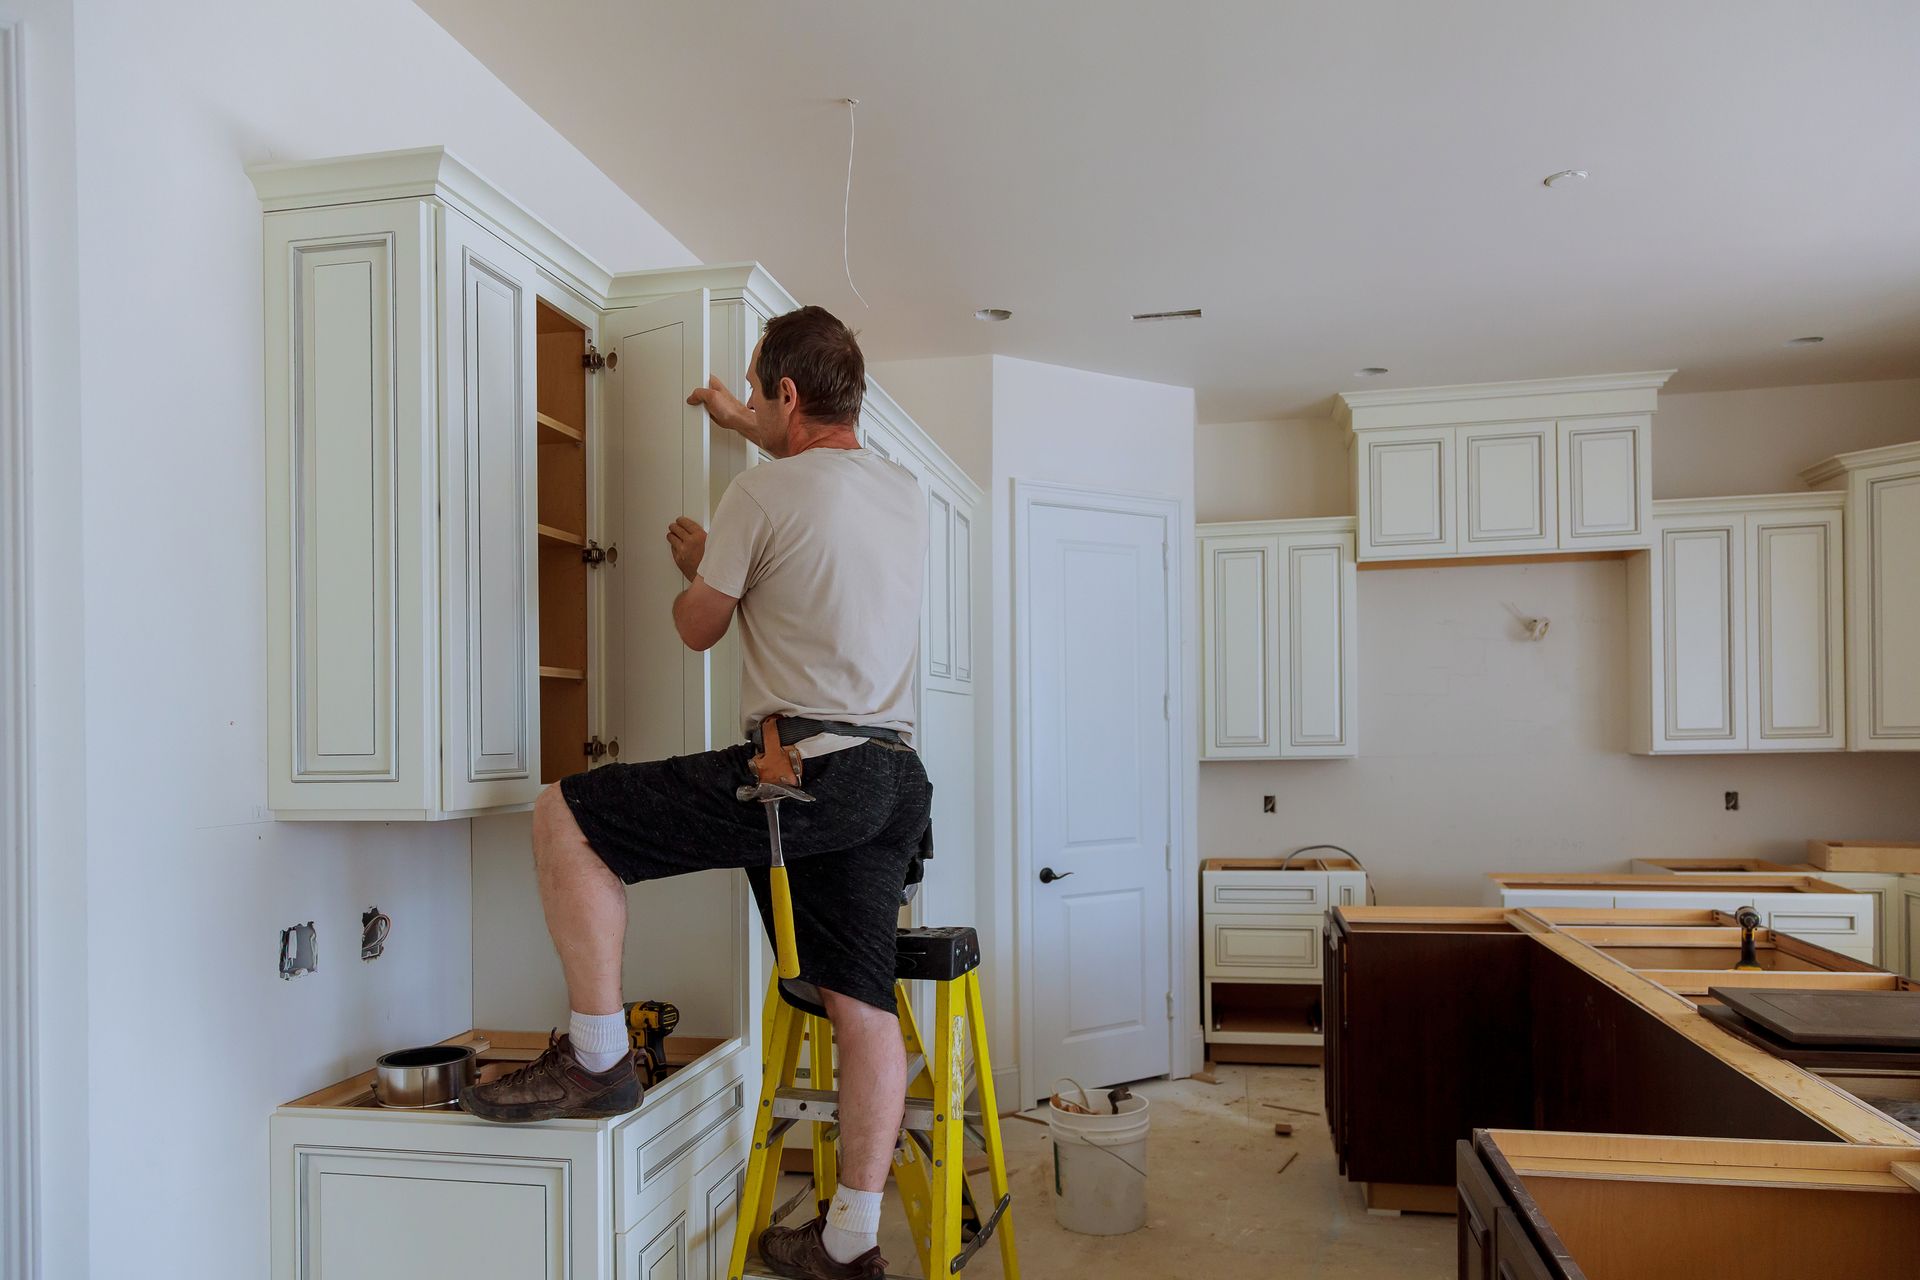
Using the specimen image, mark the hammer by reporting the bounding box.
[742,716,811,981]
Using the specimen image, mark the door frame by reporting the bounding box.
[1011,479,1191,1105]
[0,20,37,1277]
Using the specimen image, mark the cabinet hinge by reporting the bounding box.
[1164,841,1173,870]
[1165,992,1175,1021]
[582,540,618,568]
[1162,541,1169,571]
[1163,692,1170,721]
[583,342,607,372]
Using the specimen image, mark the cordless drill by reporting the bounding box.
[624,1000,680,1087]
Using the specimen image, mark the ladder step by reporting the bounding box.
[742,1270,919,1280]
[773,1086,936,1132]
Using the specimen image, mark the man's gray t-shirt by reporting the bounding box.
[698,447,924,749]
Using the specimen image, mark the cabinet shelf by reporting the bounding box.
[537,411,583,444]
[538,666,585,681]
[537,523,585,547]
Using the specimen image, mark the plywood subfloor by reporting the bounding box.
[783,1064,1454,1278]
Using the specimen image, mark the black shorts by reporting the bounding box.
[559,739,932,1016]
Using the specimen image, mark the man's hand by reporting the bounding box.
[666,517,706,582]
[688,376,761,445]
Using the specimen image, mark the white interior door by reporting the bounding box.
[1019,492,1173,1095]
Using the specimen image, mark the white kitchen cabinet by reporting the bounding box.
[1803,441,1920,751]
[1199,518,1357,760]
[1557,415,1651,548]
[1629,494,1844,754]
[1354,426,1454,559]
[1337,372,1671,563]
[1904,877,1920,979]
[1201,857,1367,1060]
[1459,421,1557,552]
[1484,874,1876,962]
[1630,859,1902,969]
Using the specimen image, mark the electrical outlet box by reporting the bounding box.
[279,922,317,979]
[1262,795,1276,814]
[1725,791,1740,811]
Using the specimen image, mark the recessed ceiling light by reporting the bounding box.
[1542,169,1589,188]
[1354,367,1390,378]
[1785,335,1824,346]
[1131,308,1203,322]
[974,308,1012,322]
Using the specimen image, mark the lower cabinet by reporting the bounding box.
[272,1043,752,1280]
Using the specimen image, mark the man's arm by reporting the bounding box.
[672,576,738,652]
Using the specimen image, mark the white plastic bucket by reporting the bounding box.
[1047,1081,1150,1235]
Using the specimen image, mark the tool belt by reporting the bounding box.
[746,715,907,752]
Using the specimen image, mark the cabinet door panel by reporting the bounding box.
[927,487,954,680]
[1660,523,1743,748]
[295,1149,567,1280]
[1559,415,1649,547]
[265,202,434,816]
[1201,536,1280,757]
[696,1148,745,1280]
[1285,538,1356,755]
[605,289,712,761]
[1457,1143,1502,1280]
[1460,423,1555,551]
[1748,510,1843,749]
[952,506,973,682]
[440,210,541,811]
[1863,471,1920,745]
[1205,915,1322,979]
[1360,431,1453,556]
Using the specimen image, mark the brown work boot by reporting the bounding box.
[758,1217,886,1280]
[461,1032,640,1123]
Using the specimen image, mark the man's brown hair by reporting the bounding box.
[756,305,865,425]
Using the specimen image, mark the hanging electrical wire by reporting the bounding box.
[841,97,868,308]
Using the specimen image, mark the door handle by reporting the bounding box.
[1039,866,1073,885]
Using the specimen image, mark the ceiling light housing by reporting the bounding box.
[1131,308,1203,322]
[1785,335,1825,346]
[1354,367,1390,378]
[1542,169,1589,188]
[974,308,1011,322]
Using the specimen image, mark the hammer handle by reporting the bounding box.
[770,866,801,980]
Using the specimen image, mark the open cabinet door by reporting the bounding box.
[602,288,712,765]
[602,288,743,1038]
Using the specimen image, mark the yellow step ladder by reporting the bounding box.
[728,926,1020,1280]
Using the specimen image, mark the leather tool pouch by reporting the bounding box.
[750,715,804,787]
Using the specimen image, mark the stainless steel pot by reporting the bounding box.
[373,1044,477,1109]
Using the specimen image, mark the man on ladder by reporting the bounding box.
[466,306,928,1280]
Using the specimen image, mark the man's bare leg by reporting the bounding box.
[532,783,627,1016]
[815,988,904,1262]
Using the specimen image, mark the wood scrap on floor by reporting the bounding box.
[1191,1069,1218,1084]
[1277,1151,1298,1176]
[1260,1101,1319,1116]
[1273,1121,1294,1136]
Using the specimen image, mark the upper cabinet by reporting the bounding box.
[1628,494,1845,754]
[1199,518,1358,760]
[1337,372,1672,563]
[1803,441,1920,751]
[251,150,981,818]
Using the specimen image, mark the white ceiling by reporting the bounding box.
[417,0,1920,421]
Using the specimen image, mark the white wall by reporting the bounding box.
[1196,380,1920,905]
[878,354,1199,1096]
[62,1,694,1276]
[13,3,88,1276]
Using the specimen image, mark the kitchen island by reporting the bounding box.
[1323,905,1916,1214]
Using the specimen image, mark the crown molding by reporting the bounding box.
[607,262,798,318]
[1800,439,1920,487]
[1335,370,1677,431]
[1654,491,1844,518]
[1198,515,1357,538]
[248,146,614,304]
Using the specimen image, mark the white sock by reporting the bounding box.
[821,1185,883,1263]
[568,1009,629,1074]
